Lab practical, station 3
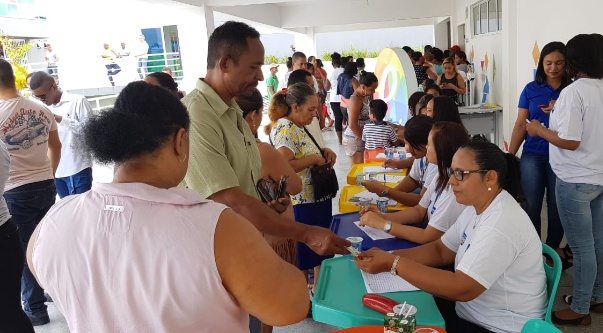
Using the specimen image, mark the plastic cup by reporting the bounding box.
[385,147,395,159]
[358,198,372,211]
[356,172,367,186]
[376,197,389,213]
[346,236,363,253]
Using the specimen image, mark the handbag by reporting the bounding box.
[303,127,339,202]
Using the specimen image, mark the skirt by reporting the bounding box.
[293,199,334,270]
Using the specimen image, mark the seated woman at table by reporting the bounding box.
[27,82,310,332]
[355,141,547,333]
[363,115,437,207]
[360,122,469,244]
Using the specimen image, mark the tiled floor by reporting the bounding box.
[35,126,600,333]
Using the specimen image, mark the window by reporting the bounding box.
[471,0,502,36]
[0,0,38,18]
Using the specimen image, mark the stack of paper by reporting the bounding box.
[361,271,419,293]
[353,221,395,240]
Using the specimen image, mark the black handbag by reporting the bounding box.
[302,127,339,202]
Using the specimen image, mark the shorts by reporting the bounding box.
[344,134,365,157]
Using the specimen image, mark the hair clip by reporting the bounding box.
[281,88,288,95]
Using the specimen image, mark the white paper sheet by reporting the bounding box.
[363,166,403,173]
[361,271,419,293]
[353,221,395,240]
[349,191,397,206]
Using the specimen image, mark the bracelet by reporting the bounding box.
[390,255,401,276]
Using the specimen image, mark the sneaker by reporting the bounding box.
[28,313,50,326]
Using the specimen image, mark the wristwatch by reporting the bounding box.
[383,221,392,233]
[380,188,389,197]
[390,255,401,275]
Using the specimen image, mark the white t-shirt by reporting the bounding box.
[50,91,93,178]
[408,157,437,189]
[418,178,466,232]
[441,190,547,333]
[0,96,57,191]
[329,67,344,103]
[549,78,603,186]
[281,71,291,89]
[0,141,11,227]
[46,50,58,63]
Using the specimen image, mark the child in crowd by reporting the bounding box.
[362,99,398,149]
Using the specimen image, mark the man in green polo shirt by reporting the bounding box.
[181,21,349,257]
[266,63,279,99]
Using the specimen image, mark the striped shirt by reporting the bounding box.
[362,121,398,150]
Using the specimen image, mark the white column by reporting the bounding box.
[502,0,518,149]
[293,27,317,57]
[175,4,214,92]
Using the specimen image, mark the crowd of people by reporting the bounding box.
[0,19,602,333]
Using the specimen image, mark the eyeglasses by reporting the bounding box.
[447,168,489,181]
[34,83,54,100]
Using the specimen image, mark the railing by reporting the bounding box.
[24,51,185,82]
[87,94,119,113]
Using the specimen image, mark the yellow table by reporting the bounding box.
[338,185,408,213]
[347,162,407,186]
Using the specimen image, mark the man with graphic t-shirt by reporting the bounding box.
[0,59,61,327]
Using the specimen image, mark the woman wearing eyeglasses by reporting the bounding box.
[358,122,468,245]
[355,141,547,333]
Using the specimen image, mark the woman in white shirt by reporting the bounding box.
[355,141,547,333]
[526,33,603,327]
[359,122,469,244]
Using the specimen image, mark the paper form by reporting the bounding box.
[353,221,395,240]
[361,271,420,293]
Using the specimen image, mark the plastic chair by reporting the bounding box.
[542,243,562,323]
[520,319,562,333]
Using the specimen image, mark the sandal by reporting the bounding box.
[552,311,591,326]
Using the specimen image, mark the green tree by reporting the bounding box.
[0,33,32,90]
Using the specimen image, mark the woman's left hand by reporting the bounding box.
[525,120,543,137]
[322,148,337,167]
[267,196,291,214]
[360,211,388,229]
[354,248,397,274]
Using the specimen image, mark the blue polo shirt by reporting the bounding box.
[518,81,563,155]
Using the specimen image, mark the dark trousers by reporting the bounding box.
[0,220,35,332]
[55,167,93,199]
[330,102,344,132]
[435,297,495,333]
[3,179,56,318]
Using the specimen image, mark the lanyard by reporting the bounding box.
[429,189,443,216]
[419,158,428,186]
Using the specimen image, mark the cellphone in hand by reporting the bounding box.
[276,176,288,198]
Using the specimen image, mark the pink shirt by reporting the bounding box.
[32,183,249,332]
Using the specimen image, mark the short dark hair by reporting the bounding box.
[356,58,365,68]
[403,46,413,54]
[292,51,306,63]
[408,91,426,117]
[265,82,315,135]
[29,71,54,90]
[411,51,423,62]
[0,59,15,89]
[146,72,179,96]
[431,48,444,62]
[455,51,467,63]
[359,71,378,87]
[565,34,603,79]
[79,81,190,165]
[331,53,341,67]
[430,122,470,192]
[460,141,524,203]
[341,56,349,68]
[286,57,293,70]
[425,84,443,95]
[206,21,260,69]
[369,99,388,120]
[416,94,434,114]
[343,62,358,76]
[306,63,314,70]
[235,88,264,119]
[287,69,312,87]
[535,42,568,87]
[403,114,435,150]
[432,95,463,125]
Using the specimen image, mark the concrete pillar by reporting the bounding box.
[175,4,215,92]
[501,0,518,149]
[293,27,317,58]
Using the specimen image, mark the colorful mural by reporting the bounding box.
[374,48,417,125]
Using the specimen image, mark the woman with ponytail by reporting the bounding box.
[267,82,338,293]
[355,141,547,333]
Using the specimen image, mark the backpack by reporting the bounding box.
[337,74,354,99]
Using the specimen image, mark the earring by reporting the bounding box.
[487,185,492,191]
[178,153,187,163]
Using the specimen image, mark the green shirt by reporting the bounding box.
[266,73,279,99]
[181,79,261,199]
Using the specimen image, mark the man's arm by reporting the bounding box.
[210,187,349,255]
[47,130,61,175]
[55,97,93,132]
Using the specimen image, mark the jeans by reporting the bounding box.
[556,178,603,314]
[137,58,147,79]
[0,220,35,333]
[55,167,93,199]
[3,179,56,318]
[520,152,563,247]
